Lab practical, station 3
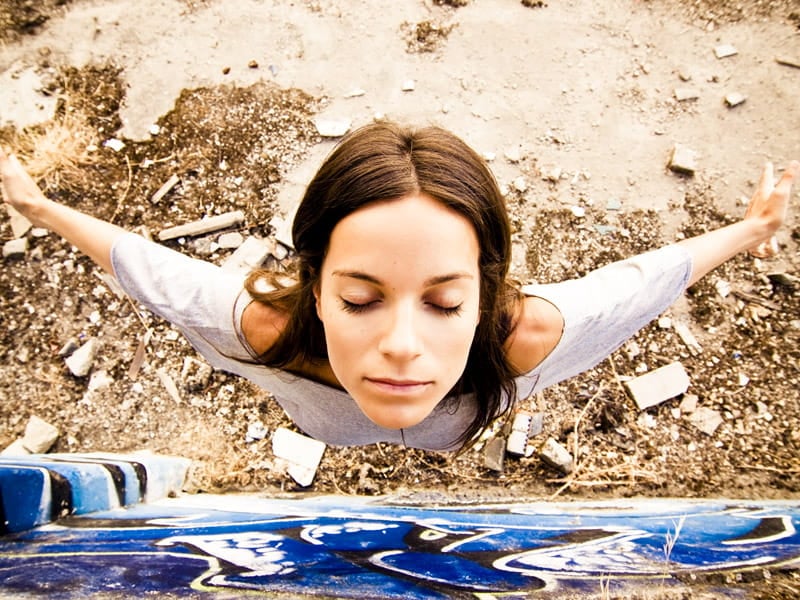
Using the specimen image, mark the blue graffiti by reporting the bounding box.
[1,454,799,598]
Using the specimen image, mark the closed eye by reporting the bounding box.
[429,303,463,317]
[340,298,378,314]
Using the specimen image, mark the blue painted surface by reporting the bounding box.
[1,453,798,597]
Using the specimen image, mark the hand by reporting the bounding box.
[0,148,50,228]
[745,160,799,258]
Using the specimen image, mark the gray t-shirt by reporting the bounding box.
[111,233,691,451]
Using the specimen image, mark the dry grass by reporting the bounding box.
[3,107,100,192]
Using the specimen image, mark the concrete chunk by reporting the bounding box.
[483,436,506,471]
[714,44,738,59]
[668,145,698,176]
[540,438,573,474]
[221,235,274,274]
[65,338,98,377]
[687,406,723,435]
[625,361,691,410]
[724,92,746,107]
[158,210,245,241]
[22,415,59,453]
[3,237,28,258]
[272,427,326,487]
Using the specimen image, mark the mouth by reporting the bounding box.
[364,378,433,395]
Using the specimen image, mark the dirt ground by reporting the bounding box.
[1,0,800,553]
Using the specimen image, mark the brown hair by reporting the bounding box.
[245,121,520,448]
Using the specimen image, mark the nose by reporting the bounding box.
[377,302,423,361]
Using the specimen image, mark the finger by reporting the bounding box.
[757,161,775,199]
[772,161,800,199]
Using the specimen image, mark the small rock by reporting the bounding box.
[58,338,79,357]
[715,279,731,298]
[483,436,506,471]
[30,228,49,238]
[181,356,213,391]
[6,205,32,238]
[3,237,28,258]
[687,406,723,435]
[657,316,672,329]
[314,117,352,138]
[513,176,528,193]
[157,369,182,405]
[625,361,691,410]
[221,235,274,274]
[674,321,703,355]
[668,144,698,176]
[504,148,522,163]
[65,338,98,377]
[569,205,586,218]
[248,59,259,69]
[679,394,699,414]
[272,427,326,487]
[724,92,746,108]
[714,44,738,59]
[246,421,269,442]
[344,88,366,98]
[674,88,700,101]
[217,231,244,249]
[540,438,573,474]
[150,174,181,204]
[1,439,31,457]
[21,415,59,453]
[103,138,125,152]
[401,79,416,91]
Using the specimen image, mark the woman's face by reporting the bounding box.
[314,193,481,430]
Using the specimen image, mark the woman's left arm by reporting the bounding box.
[678,160,798,288]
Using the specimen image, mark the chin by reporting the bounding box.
[358,402,435,430]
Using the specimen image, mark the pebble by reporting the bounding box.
[504,148,522,163]
[687,406,723,436]
[246,421,269,442]
[679,393,699,414]
[401,79,416,91]
[343,88,366,98]
[668,144,698,176]
[714,44,738,59]
[513,176,528,193]
[724,92,746,108]
[65,337,98,377]
[674,88,700,101]
[314,117,352,138]
[103,138,125,152]
[3,237,28,258]
[217,231,244,249]
[0,439,30,456]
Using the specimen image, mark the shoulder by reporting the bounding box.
[241,300,289,355]
[505,295,564,374]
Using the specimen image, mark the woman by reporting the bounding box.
[1,122,797,451]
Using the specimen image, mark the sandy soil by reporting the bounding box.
[1,0,799,512]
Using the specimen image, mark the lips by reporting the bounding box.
[365,377,432,395]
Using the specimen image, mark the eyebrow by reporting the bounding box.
[332,270,474,287]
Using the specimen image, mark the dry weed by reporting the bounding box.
[4,107,99,192]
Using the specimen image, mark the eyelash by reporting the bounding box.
[339,299,463,317]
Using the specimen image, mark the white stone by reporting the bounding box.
[401,79,416,91]
[1,439,31,456]
[22,415,59,453]
[272,427,326,486]
[625,361,691,410]
[687,407,723,435]
[314,117,352,137]
[714,44,738,59]
[103,138,125,152]
[3,237,28,258]
[217,231,244,249]
[539,438,573,474]
[65,338,98,377]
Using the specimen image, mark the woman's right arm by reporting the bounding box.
[0,148,125,274]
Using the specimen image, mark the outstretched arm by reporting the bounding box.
[677,161,798,287]
[0,148,126,273]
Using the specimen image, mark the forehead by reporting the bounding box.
[324,193,480,276]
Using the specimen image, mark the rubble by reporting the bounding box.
[540,438,573,474]
[272,427,326,487]
[714,44,738,59]
[314,117,352,137]
[668,144,698,175]
[687,406,724,436]
[21,415,59,453]
[64,338,99,377]
[724,92,746,107]
[625,361,691,410]
[158,211,245,241]
[3,237,28,258]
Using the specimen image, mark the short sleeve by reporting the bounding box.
[521,244,692,391]
[110,233,253,365]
